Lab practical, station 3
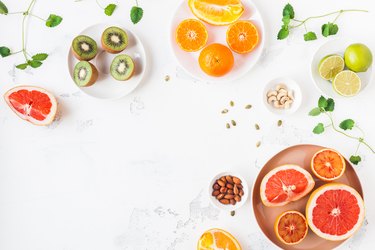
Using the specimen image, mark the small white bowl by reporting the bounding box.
[208,172,249,211]
[263,77,302,115]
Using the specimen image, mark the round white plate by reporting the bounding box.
[311,39,373,98]
[170,0,265,83]
[68,23,147,100]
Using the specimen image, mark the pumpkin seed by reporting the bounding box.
[255,124,260,130]
[231,120,236,126]
[221,109,229,114]
[277,120,283,127]
[230,101,234,107]
[230,210,235,216]
[245,104,252,109]
[226,123,230,129]
[256,141,261,147]
[164,75,170,82]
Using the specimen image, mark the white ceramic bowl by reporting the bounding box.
[263,77,302,115]
[208,172,249,211]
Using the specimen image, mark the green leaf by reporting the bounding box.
[277,28,289,40]
[0,1,8,15]
[104,4,116,16]
[282,3,294,19]
[318,96,328,109]
[16,63,28,70]
[32,53,48,61]
[309,107,321,116]
[313,123,325,134]
[0,46,11,57]
[326,98,335,112]
[46,14,63,27]
[321,22,339,37]
[339,119,355,130]
[304,31,317,41]
[130,6,143,24]
[28,60,43,68]
[350,155,361,165]
[282,15,290,27]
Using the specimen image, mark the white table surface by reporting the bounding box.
[0,0,374,249]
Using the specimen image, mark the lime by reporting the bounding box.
[318,55,345,80]
[344,43,373,72]
[332,70,361,97]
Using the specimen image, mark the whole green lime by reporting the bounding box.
[344,43,373,72]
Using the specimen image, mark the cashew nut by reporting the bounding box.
[267,91,278,97]
[267,96,277,104]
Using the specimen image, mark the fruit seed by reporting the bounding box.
[230,210,236,216]
[245,104,252,109]
[222,109,229,114]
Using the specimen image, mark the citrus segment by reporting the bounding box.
[333,70,361,97]
[226,20,259,54]
[4,86,57,126]
[176,19,208,52]
[188,0,244,26]
[311,148,346,181]
[260,164,315,207]
[318,55,345,80]
[306,183,365,241]
[274,211,308,245]
[197,228,241,250]
[199,43,234,77]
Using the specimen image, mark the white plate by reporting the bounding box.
[311,39,373,98]
[67,23,147,100]
[170,0,265,83]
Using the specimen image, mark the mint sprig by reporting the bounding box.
[309,96,374,165]
[92,0,143,24]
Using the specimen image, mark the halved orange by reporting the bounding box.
[226,20,259,54]
[311,148,346,181]
[274,211,308,245]
[175,19,208,52]
[188,0,244,26]
[197,228,241,250]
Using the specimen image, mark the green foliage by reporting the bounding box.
[322,22,339,37]
[313,123,325,134]
[339,119,355,130]
[0,0,8,14]
[46,14,63,27]
[104,4,116,16]
[0,46,11,57]
[349,155,361,165]
[304,32,317,41]
[131,6,143,24]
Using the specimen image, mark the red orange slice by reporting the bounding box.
[311,148,346,181]
[274,210,308,245]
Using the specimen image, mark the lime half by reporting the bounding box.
[318,55,345,80]
[332,70,361,97]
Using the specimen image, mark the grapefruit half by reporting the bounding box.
[306,183,365,241]
[274,210,308,245]
[4,86,57,126]
[260,164,315,207]
[311,148,346,181]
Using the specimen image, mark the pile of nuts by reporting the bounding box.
[267,84,294,109]
[212,175,244,205]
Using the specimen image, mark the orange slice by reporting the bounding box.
[311,148,346,181]
[188,0,244,26]
[226,20,259,54]
[197,228,242,250]
[175,19,208,52]
[274,211,308,245]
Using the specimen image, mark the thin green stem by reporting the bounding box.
[332,12,342,23]
[21,0,36,61]
[325,112,358,139]
[355,125,365,137]
[135,0,139,6]
[354,141,361,155]
[29,13,46,21]
[11,50,23,55]
[5,11,24,15]
[95,0,104,9]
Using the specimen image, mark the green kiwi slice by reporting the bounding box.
[72,35,98,61]
[101,26,128,53]
[110,55,135,81]
[73,61,98,87]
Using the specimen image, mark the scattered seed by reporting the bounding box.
[256,141,261,147]
[230,210,235,216]
[164,75,170,82]
[226,123,230,129]
[230,101,234,107]
[245,104,252,109]
[231,120,236,126]
[221,109,229,114]
[277,120,283,127]
[255,124,260,130]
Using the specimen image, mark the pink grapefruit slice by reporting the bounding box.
[260,164,315,207]
[4,86,57,126]
[306,183,365,241]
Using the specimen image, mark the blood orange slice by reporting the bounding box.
[306,183,365,241]
[311,148,346,181]
[274,210,308,245]
[4,86,57,126]
[260,164,315,207]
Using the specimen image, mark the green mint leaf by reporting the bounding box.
[282,3,294,19]
[32,53,48,61]
[104,4,116,16]
[304,31,317,41]
[309,107,321,116]
[318,96,328,109]
[282,15,290,27]
[322,24,330,37]
[330,23,339,35]
[0,46,11,57]
[339,119,355,130]
[322,23,339,37]
[28,60,43,68]
[277,28,289,40]
[46,14,63,27]
[16,63,28,70]
[313,123,325,134]
[326,98,335,112]
[350,155,361,165]
[130,6,143,24]
[0,1,8,14]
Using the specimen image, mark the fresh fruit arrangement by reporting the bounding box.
[211,174,245,205]
[318,43,373,97]
[197,228,241,250]
[71,26,136,87]
[175,0,260,77]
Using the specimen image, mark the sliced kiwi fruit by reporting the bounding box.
[110,55,135,81]
[71,35,98,61]
[101,26,128,54]
[73,61,98,87]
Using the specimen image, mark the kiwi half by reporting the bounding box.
[110,55,135,81]
[101,26,128,54]
[73,61,98,87]
[72,35,98,61]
